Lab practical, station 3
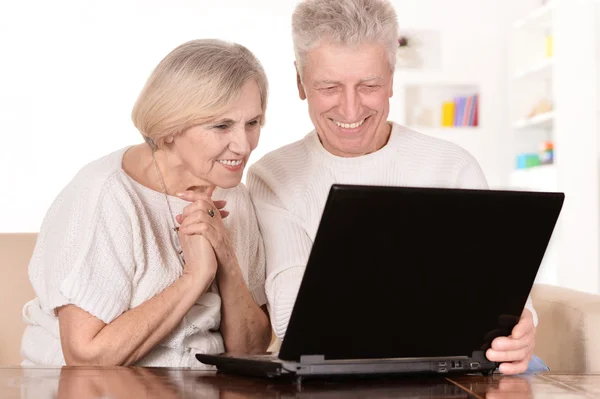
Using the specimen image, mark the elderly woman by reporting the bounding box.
[248,0,545,375]
[20,39,271,367]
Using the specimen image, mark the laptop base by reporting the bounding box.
[196,353,497,381]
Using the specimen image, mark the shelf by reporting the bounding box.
[513,1,555,30]
[514,111,554,130]
[404,85,480,128]
[513,58,554,80]
[510,164,557,192]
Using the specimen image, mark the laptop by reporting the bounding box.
[196,184,564,381]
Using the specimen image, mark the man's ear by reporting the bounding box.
[295,62,307,100]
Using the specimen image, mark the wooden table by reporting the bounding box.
[2,367,599,398]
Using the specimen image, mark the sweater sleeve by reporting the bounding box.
[235,184,268,306]
[47,182,137,324]
[247,167,312,339]
[247,230,268,307]
[455,151,489,190]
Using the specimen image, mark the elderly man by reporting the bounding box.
[248,0,543,375]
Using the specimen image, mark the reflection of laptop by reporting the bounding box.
[194,373,472,397]
[197,184,564,381]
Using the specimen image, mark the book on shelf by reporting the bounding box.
[462,96,473,126]
[441,101,455,127]
[440,94,479,127]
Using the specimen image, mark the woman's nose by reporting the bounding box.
[228,127,251,155]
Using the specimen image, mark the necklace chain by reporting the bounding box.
[151,149,185,265]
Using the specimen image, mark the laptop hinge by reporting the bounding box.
[300,355,325,364]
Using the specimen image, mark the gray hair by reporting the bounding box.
[292,0,399,76]
[132,39,268,148]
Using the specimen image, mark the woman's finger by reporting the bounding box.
[213,200,227,210]
[176,187,216,202]
[177,209,228,224]
[182,199,219,218]
[179,210,219,229]
[179,221,221,250]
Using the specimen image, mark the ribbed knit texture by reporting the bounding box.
[21,147,266,367]
[248,123,537,338]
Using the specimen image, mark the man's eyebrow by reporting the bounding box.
[359,76,383,83]
[313,76,383,86]
[313,79,340,86]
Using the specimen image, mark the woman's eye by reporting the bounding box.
[247,120,259,126]
[213,124,229,130]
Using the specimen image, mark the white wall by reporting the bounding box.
[1,0,513,232]
[553,0,600,294]
[0,0,310,232]
[389,0,514,188]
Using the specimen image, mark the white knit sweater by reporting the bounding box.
[21,147,266,367]
[248,122,537,339]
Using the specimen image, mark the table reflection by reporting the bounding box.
[6,367,551,399]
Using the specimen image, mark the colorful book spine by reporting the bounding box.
[441,101,455,127]
[469,95,478,126]
[462,96,473,126]
[448,94,479,127]
[454,97,463,127]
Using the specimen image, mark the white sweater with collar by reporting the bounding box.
[21,147,266,367]
[247,122,537,339]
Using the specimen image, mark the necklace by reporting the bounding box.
[151,149,185,266]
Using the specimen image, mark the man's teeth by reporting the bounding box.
[218,160,243,167]
[333,118,366,129]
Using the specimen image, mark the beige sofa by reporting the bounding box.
[0,233,36,366]
[531,284,600,373]
[2,233,600,372]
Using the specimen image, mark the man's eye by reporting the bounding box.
[247,120,259,126]
[213,124,229,130]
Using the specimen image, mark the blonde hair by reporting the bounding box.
[132,39,268,147]
[292,0,398,76]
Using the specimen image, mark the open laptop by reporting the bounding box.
[196,184,564,380]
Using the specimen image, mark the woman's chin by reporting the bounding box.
[213,176,244,190]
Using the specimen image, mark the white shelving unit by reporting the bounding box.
[506,0,600,295]
[509,1,558,287]
[403,84,480,129]
[509,1,556,193]
[513,1,555,30]
[513,57,554,80]
[514,111,554,130]
[392,22,506,186]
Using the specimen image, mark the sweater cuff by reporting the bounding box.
[58,260,131,324]
[525,295,538,327]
